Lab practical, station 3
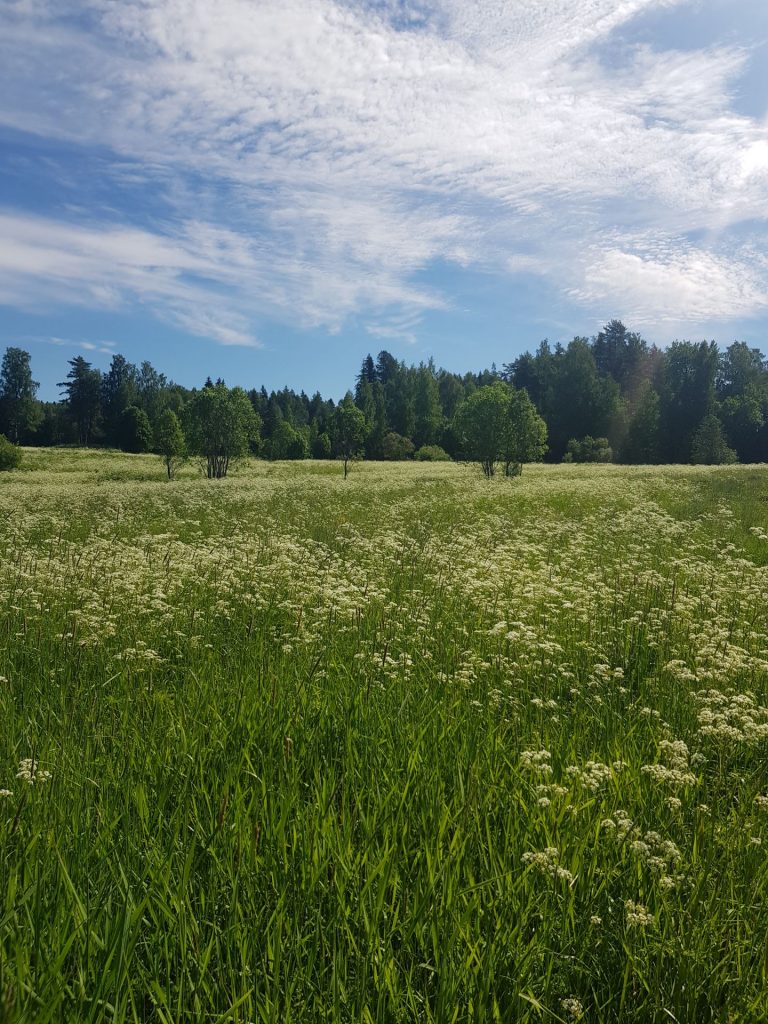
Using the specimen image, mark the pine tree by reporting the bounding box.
[58,356,102,446]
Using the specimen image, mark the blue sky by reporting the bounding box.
[1,0,767,401]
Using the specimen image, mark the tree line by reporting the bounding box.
[0,321,766,473]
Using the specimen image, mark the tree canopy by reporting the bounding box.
[185,382,261,478]
[333,394,367,478]
[4,321,767,468]
[0,347,41,443]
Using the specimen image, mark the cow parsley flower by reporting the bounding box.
[625,900,654,928]
[523,847,574,883]
[560,997,584,1019]
[16,758,51,785]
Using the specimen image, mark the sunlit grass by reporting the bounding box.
[1,452,767,1022]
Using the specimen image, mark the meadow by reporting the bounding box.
[1,450,767,1023]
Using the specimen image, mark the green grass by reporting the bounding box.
[1,452,767,1022]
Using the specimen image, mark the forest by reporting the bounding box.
[1,320,766,465]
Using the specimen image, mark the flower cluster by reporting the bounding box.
[16,758,51,785]
[522,847,574,883]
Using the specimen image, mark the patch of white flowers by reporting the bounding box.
[696,690,768,745]
[520,750,553,776]
[16,758,51,785]
[624,900,654,929]
[641,739,696,789]
[566,760,614,792]
[560,997,584,1019]
[522,847,574,883]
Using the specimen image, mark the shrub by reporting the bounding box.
[565,436,613,463]
[0,434,22,471]
[414,444,451,462]
[382,431,415,460]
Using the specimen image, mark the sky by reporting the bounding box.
[1,0,767,401]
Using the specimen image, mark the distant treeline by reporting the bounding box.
[1,320,766,464]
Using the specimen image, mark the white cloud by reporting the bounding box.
[366,310,426,345]
[0,211,263,347]
[572,237,768,325]
[0,0,766,338]
[47,336,118,355]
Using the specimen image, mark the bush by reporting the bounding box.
[382,431,415,460]
[564,436,613,463]
[414,444,451,462]
[0,434,22,471]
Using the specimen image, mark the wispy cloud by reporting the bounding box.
[0,0,766,342]
[0,212,264,347]
[47,336,118,355]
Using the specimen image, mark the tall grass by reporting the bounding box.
[0,453,767,1022]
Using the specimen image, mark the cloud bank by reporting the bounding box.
[0,0,766,346]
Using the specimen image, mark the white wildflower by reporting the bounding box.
[16,758,51,785]
[625,900,654,928]
[560,997,584,1019]
[522,847,574,883]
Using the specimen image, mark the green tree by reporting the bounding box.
[690,413,737,465]
[155,409,187,479]
[592,320,649,393]
[564,436,613,463]
[135,360,168,424]
[413,361,443,448]
[437,372,466,423]
[503,389,547,475]
[36,402,74,446]
[621,382,661,464]
[381,431,415,460]
[312,431,332,459]
[0,347,41,443]
[507,340,557,423]
[362,382,387,460]
[719,391,765,463]
[269,419,309,460]
[58,356,102,446]
[659,341,719,462]
[119,405,153,453]
[185,382,261,478]
[333,394,367,479]
[716,342,767,462]
[453,381,511,478]
[548,339,621,460]
[101,354,137,446]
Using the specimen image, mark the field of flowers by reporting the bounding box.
[1,450,767,1023]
